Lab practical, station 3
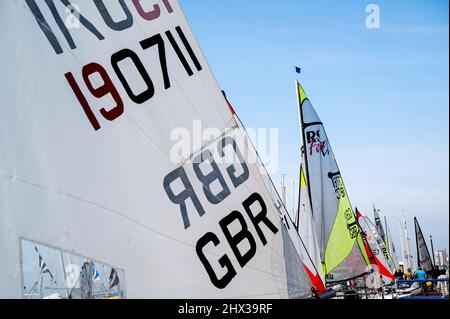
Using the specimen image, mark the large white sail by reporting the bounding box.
[295,81,370,282]
[414,217,434,273]
[297,149,326,292]
[0,0,314,298]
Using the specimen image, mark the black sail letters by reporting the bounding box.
[163,167,205,229]
[196,233,237,289]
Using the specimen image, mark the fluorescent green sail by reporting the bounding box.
[325,176,370,272]
[296,81,370,282]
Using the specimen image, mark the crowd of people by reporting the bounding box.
[394,266,449,297]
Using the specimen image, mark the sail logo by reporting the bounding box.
[306,130,330,157]
[328,172,359,239]
[169,121,279,174]
[344,208,359,239]
[328,172,346,199]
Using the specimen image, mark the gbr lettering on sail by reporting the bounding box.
[163,134,279,289]
[25,0,279,290]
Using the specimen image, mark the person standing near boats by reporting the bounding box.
[413,267,427,280]
[413,267,428,294]
[437,269,449,297]
[405,268,413,280]
[395,268,405,280]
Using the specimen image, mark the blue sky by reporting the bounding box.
[180,1,449,255]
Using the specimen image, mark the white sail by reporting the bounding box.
[399,213,413,271]
[363,217,396,274]
[297,149,326,292]
[0,0,314,298]
[357,214,395,285]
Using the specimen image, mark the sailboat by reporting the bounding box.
[385,218,400,271]
[295,81,371,283]
[373,204,386,243]
[399,213,414,271]
[356,209,395,285]
[0,0,318,298]
[414,217,434,273]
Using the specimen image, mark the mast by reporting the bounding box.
[281,175,287,207]
[59,252,69,299]
[430,235,436,267]
[295,80,314,220]
[384,216,389,248]
[38,272,43,299]
[292,179,296,218]
[295,80,323,272]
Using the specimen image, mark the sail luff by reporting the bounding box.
[295,81,316,224]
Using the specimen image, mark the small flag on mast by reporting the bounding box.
[294,66,301,74]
